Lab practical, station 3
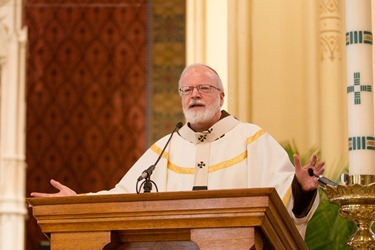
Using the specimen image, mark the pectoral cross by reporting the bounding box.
[197,161,205,168]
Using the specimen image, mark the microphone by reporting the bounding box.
[137,122,183,182]
[308,168,337,187]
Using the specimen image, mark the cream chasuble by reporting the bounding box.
[180,115,240,189]
[93,113,319,238]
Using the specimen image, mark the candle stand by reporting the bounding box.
[322,175,375,249]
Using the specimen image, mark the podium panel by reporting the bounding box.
[27,188,307,250]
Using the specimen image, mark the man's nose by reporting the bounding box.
[191,87,201,98]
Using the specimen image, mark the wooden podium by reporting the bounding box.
[27,188,307,250]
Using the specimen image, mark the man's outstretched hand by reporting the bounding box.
[30,179,77,197]
[294,154,325,192]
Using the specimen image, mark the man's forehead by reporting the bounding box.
[182,68,213,81]
[181,77,214,88]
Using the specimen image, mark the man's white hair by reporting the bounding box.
[178,63,224,91]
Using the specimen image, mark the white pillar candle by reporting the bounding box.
[345,0,375,175]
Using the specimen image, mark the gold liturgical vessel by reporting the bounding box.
[322,175,375,249]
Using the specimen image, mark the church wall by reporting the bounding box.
[24,0,185,249]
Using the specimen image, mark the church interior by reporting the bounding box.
[1,0,374,249]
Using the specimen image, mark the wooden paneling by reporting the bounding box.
[27,188,307,250]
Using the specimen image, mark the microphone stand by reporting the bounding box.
[136,122,183,194]
[137,174,158,193]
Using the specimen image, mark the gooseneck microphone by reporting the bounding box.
[308,168,337,187]
[136,122,183,193]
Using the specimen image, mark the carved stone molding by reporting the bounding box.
[319,0,342,61]
[0,0,10,61]
[0,0,9,9]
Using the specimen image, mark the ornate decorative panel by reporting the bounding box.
[148,0,185,143]
[25,1,147,249]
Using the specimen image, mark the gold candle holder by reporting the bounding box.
[322,175,375,250]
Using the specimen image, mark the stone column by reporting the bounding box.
[0,0,28,249]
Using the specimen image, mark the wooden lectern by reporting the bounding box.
[27,188,307,250]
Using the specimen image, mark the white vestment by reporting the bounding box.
[93,114,319,238]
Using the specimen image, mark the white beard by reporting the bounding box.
[183,98,221,124]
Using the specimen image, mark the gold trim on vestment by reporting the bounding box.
[208,152,247,172]
[168,162,195,174]
[282,186,292,207]
[161,129,267,174]
[150,144,169,159]
[246,129,266,144]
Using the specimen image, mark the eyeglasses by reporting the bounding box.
[179,84,221,95]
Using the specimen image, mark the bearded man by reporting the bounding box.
[31,63,325,238]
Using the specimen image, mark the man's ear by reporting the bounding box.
[220,92,225,106]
